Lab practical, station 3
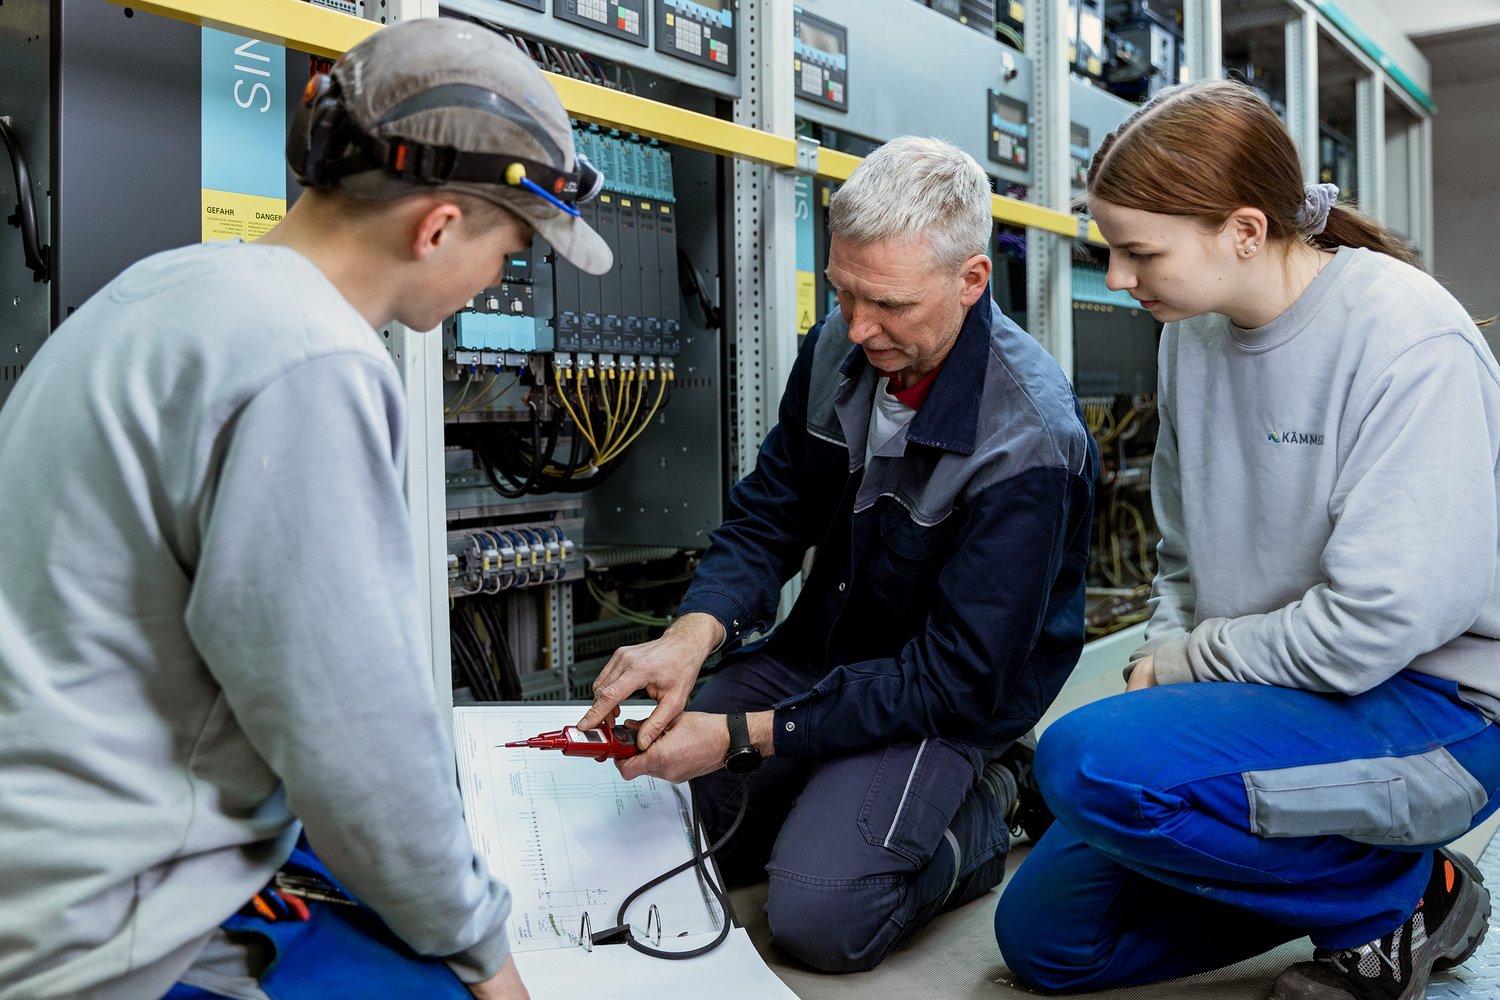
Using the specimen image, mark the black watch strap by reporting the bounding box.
[725,711,762,774]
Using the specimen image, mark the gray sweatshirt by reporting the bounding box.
[1137,247,1500,717]
[0,242,510,998]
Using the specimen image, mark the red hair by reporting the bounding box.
[1087,80,1420,268]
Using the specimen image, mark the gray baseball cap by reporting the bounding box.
[291,17,612,275]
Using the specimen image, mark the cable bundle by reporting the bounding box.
[449,596,525,702]
[456,362,672,497]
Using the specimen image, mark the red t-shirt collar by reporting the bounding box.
[884,363,943,411]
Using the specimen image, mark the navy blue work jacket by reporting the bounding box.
[679,299,1097,757]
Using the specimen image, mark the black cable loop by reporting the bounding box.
[608,775,749,959]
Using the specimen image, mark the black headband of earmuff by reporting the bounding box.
[292,73,604,217]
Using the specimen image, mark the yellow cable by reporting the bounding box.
[611,371,645,458]
[575,370,603,465]
[458,373,499,414]
[599,370,619,455]
[1097,405,1138,449]
[466,374,522,414]
[445,373,474,417]
[551,366,600,457]
[1121,499,1153,580]
[597,377,667,464]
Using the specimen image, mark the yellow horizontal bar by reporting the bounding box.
[817,149,862,183]
[97,0,376,60]
[1084,220,1107,246]
[545,74,797,170]
[105,0,1097,238]
[993,194,1079,236]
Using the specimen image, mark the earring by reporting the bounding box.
[1244,242,1258,256]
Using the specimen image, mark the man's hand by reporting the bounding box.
[466,955,528,1000]
[577,612,724,750]
[1125,655,1157,692]
[616,710,775,784]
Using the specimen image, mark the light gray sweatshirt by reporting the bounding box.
[0,242,510,998]
[1137,247,1500,717]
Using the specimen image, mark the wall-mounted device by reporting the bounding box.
[987,90,1029,170]
[656,0,736,74]
[793,7,848,111]
[555,0,649,47]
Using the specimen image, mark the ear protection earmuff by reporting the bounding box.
[290,71,356,190]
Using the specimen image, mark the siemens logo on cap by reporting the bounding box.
[1267,430,1324,446]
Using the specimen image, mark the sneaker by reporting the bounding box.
[988,731,1055,844]
[1267,847,1491,1000]
[1432,847,1488,971]
[979,751,1018,826]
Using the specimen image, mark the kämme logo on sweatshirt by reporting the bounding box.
[1267,430,1324,445]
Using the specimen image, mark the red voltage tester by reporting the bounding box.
[503,725,639,761]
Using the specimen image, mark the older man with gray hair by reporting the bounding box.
[578,135,1096,971]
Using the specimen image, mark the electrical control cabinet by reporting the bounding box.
[1,0,1441,678]
[555,0,649,46]
[438,63,723,555]
[656,0,736,74]
[796,0,1034,192]
[793,7,848,111]
[444,0,740,98]
[0,0,312,409]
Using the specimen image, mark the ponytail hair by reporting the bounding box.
[1315,204,1421,268]
[1088,81,1421,268]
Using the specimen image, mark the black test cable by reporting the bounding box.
[592,774,750,959]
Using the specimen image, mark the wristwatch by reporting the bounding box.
[724,711,763,775]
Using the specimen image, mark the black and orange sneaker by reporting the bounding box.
[1267,847,1491,1000]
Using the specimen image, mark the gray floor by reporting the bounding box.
[727,628,1500,998]
[729,812,1500,1000]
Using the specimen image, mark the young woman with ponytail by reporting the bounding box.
[996,80,1500,1000]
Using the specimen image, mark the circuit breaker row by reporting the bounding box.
[445,128,681,368]
[447,521,581,596]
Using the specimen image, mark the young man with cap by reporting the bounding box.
[0,19,608,1000]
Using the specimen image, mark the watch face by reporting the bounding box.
[725,747,762,775]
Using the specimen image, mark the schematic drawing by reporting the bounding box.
[454,706,720,952]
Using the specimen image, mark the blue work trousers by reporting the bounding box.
[689,646,1012,973]
[996,671,1500,992]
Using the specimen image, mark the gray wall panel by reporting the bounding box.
[54,0,200,323]
[791,0,1034,188]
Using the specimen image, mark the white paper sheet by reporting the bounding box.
[512,927,800,998]
[453,704,720,953]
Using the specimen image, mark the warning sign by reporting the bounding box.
[202,190,287,243]
[796,271,817,334]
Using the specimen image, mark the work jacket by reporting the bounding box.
[679,299,1097,757]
